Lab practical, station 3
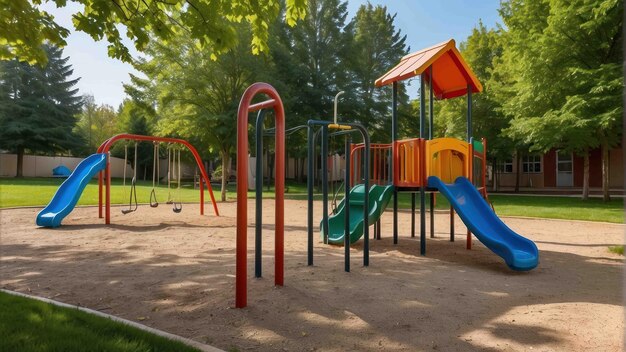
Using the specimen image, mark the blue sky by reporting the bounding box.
[41,1,501,107]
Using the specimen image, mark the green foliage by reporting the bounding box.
[74,95,119,155]
[0,291,201,351]
[124,24,263,199]
[347,3,409,142]
[608,246,624,255]
[1,0,308,65]
[0,0,70,64]
[499,0,623,155]
[0,44,84,176]
[496,0,622,199]
[114,100,154,180]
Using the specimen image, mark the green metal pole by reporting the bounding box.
[307,124,314,266]
[254,110,266,278]
[321,125,329,244]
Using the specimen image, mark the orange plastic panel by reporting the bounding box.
[393,138,423,187]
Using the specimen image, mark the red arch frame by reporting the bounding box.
[236,83,285,308]
[97,133,219,224]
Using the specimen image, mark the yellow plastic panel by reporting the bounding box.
[426,138,469,181]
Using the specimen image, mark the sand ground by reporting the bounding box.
[1,200,624,351]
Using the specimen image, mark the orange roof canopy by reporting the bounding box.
[375,39,483,100]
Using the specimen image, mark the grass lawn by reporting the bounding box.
[0,291,200,352]
[0,177,622,223]
[0,177,306,209]
[394,193,624,224]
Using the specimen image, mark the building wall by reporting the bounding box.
[609,147,624,188]
[543,150,556,187]
[493,146,623,190]
[573,149,602,187]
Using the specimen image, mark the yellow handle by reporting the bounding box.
[328,124,352,130]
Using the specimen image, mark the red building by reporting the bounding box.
[492,146,623,191]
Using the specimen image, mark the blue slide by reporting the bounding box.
[428,176,539,271]
[36,153,107,228]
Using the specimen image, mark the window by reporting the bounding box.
[497,159,513,173]
[522,155,542,173]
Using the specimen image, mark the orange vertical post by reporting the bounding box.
[235,83,285,308]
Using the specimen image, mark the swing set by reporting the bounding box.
[97,134,219,224]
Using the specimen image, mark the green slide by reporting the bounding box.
[321,184,394,245]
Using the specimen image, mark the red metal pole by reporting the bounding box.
[200,178,204,215]
[235,83,285,308]
[98,171,103,218]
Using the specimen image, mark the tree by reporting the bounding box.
[126,24,263,201]
[0,44,83,177]
[270,0,352,120]
[347,3,408,142]
[115,100,153,180]
[268,0,353,180]
[499,0,622,200]
[1,0,307,65]
[75,95,119,154]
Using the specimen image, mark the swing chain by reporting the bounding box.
[122,142,139,214]
[150,142,159,208]
[172,148,182,213]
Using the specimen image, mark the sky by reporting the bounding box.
[41,1,502,108]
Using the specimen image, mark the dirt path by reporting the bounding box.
[1,200,623,351]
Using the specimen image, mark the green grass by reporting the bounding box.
[0,291,200,352]
[608,246,624,255]
[0,177,307,208]
[394,192,623,223]
[0,177,623,223]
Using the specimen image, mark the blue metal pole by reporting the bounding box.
[420,74,426,255]
[430,66,435,239]
[344,135,351,272]
[392,82,398,245]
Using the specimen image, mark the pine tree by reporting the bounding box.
[347,3,409,142]
[0,44,83,177]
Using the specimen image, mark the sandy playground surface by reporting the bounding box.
[1,199,624,351]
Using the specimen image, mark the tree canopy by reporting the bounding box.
[0,44,83,176]
[1,0,307,65]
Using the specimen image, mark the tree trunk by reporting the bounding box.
[220,149,230,202]
[16,146,24,178]
[601,141,611,202]
[514,150,521,193]
[581,150,590,200]
[299,157,305,183]
[492,158,498,192]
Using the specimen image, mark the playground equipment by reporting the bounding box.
[368,39,538,271]
[97,134,219,224]
[235,40,538,308]
[235,83,286,308]
[36,154,107,227]
[305,39,537,271]
[36,134,219,228]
